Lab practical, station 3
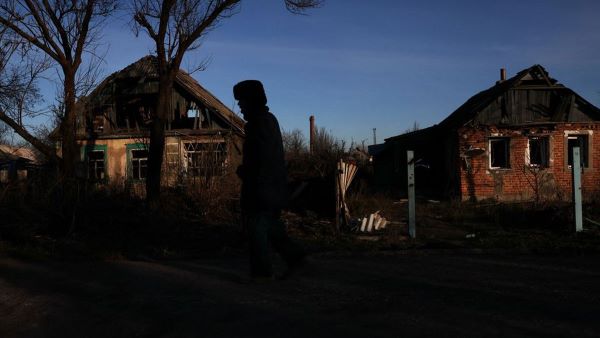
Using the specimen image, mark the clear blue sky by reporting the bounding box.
[39,0,600,145]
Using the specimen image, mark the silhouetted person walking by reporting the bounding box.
[234,80,305,279]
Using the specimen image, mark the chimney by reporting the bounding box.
[309,115,315,154]
[500,68,506,82]
[373,128,377,145]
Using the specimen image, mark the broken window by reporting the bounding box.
[489,138,510,169]
[184,142,227,177]
[567,134,589,168]
[131,149,148,180]
[88,150,105,180]
[528,137,549,168]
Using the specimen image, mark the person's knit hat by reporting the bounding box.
[233,80,267,106]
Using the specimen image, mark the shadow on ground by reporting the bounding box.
[1,253,600,337]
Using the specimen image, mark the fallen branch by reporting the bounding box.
[584,217,600,227]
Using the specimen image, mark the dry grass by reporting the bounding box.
[2,171,600,259]
[0,176,245,260]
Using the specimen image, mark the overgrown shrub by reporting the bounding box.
[283,127,346,180]
[282,127,351,217]
[0,165,244,258]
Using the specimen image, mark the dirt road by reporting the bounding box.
[1,252,599,337]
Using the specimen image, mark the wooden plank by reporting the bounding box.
[366,213,375,232]
[360,217,367,232]
[379,219,387,229]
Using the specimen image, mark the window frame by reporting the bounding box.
[126,143,149,181]
[527,136,550,168]
[130,149,148,180]
[489,137,511,169]
[81,144,107,181]
[566,133,590,169]
[183,142,227,178]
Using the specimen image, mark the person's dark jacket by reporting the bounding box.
[239,109,288,213]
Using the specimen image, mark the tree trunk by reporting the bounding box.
[61,69,79,179]
[146,76,173,209]
[50,68,80,237]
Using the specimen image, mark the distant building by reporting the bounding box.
[0,145,43,183]
[373,65,600,201]
[54,56,245,188]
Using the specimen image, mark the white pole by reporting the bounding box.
[407,150,416,238]
[572,147,583,232]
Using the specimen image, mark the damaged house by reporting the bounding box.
[60,56,244,187]
[374,65,600,201]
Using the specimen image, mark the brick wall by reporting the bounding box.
[458,123,600,201]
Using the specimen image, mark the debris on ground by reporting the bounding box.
[356,211,387,233]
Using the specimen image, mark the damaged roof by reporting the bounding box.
[437,64,600,129]
[385,65,600,143]
[0,145,41,166]
[84,55,244,134]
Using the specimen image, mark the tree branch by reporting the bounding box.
[0,108,58,161]
[176,0,239,67]
[41,0,73,64]
[285,0,323,14]
[134,11,158,40]
[73,1,95,69]
[0,15,59,61]
[22,0,66,62]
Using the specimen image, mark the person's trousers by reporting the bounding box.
[245,211,305,277]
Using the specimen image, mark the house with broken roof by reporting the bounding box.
[61,56,245,187]
[373,65,600,201]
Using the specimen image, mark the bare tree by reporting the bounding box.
[0,0,116,176]
[522,156,555,204]
[282,128,307,158]
[0,24,55,157]
[309,126,346,178]
[132,0,322,208]
[403,121,420,134]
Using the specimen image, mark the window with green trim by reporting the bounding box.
[82,144,107,180]
[131,149,148,180]
[88,150,106,179]
[126,143,149,180]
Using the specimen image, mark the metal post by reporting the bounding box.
[309,115,315,154]
[335,168,340,232]
[572,147,583,233]
[407,150,416,238]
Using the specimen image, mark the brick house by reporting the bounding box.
[373,65,600,201]
[55,56,245,188]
